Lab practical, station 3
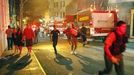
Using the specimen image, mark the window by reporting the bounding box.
[54,2,58,8]
[63,12,65,18]
[62,1,65,7]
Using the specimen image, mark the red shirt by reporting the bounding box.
[63,28,71,37]
[104,32,116,60]
[6,28,12,38]
[23,27,34,40]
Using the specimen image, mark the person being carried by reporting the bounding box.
[63,24,72,45]
[64,23,78,55]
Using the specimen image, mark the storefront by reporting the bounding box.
[0,0,10,56]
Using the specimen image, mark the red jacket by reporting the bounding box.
[104,32,116,60]
[23,27,34,40]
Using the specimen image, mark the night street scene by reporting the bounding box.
[0,0,134,75]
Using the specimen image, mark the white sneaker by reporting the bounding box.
[70,51,74,54]
[74,51,77,54]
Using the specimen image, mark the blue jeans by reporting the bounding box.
[7,37,13,50]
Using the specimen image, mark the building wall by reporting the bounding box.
[66,0,77,15]
[0,0,10,56]
[109,1,134,37]
[109,1,134,25]
[65,0,109,15]
[48,0,66,20]
[109,0,134,3]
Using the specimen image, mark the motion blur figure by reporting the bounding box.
[99,20,128,75]
[50,25,60,55]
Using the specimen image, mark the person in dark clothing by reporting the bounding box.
[34,28,39,44]
[98,20,128,75]
[16,27,23,54]
[50,25,60,55]
[80,23,87,46]
[12,27,18,54]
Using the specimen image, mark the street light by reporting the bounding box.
[39,17,45,23]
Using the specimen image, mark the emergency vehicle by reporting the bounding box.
[90,10,118,37]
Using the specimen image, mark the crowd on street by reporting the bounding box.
[4,20,128,75]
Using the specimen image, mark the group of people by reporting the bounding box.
[6,20,128,75]
[50,20,128,75]
[50,22,87,55]
[5,24,35,55]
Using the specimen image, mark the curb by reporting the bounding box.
[128,39,134,43]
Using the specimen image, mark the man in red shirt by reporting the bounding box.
[5,25,13,50]
[23,24,35,55]
[64,23,78,55]
[63,25,71,44]
[99,20,128,75]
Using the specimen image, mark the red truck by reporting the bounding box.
[90,10,118,37]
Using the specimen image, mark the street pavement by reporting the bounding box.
[32,36,134,75]
[0,35,133,75]
[0,47,46,75]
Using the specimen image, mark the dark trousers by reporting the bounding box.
[100,54,124,75]
[53,40,58,54]
[7,38,13,50]
[81,34,87,42]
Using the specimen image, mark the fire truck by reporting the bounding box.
[90,10,118,37]
[65,10,118,41]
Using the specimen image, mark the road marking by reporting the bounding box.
[32,50,47,75]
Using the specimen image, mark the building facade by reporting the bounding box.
[48,0,66,20]
[109,0,134,38]
[66,0,77,15]
[65,0,134,38]
[0,0,10,56]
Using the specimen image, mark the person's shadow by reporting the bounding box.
[75,54,103,74]
[0,54,19,69]
[6,54,32,75]
[54,53,73,71]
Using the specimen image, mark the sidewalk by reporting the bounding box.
[128,38,134,43]
[0,47,46,75]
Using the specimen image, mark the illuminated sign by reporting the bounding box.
[78,15,89,22]
[79,16,89,21]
